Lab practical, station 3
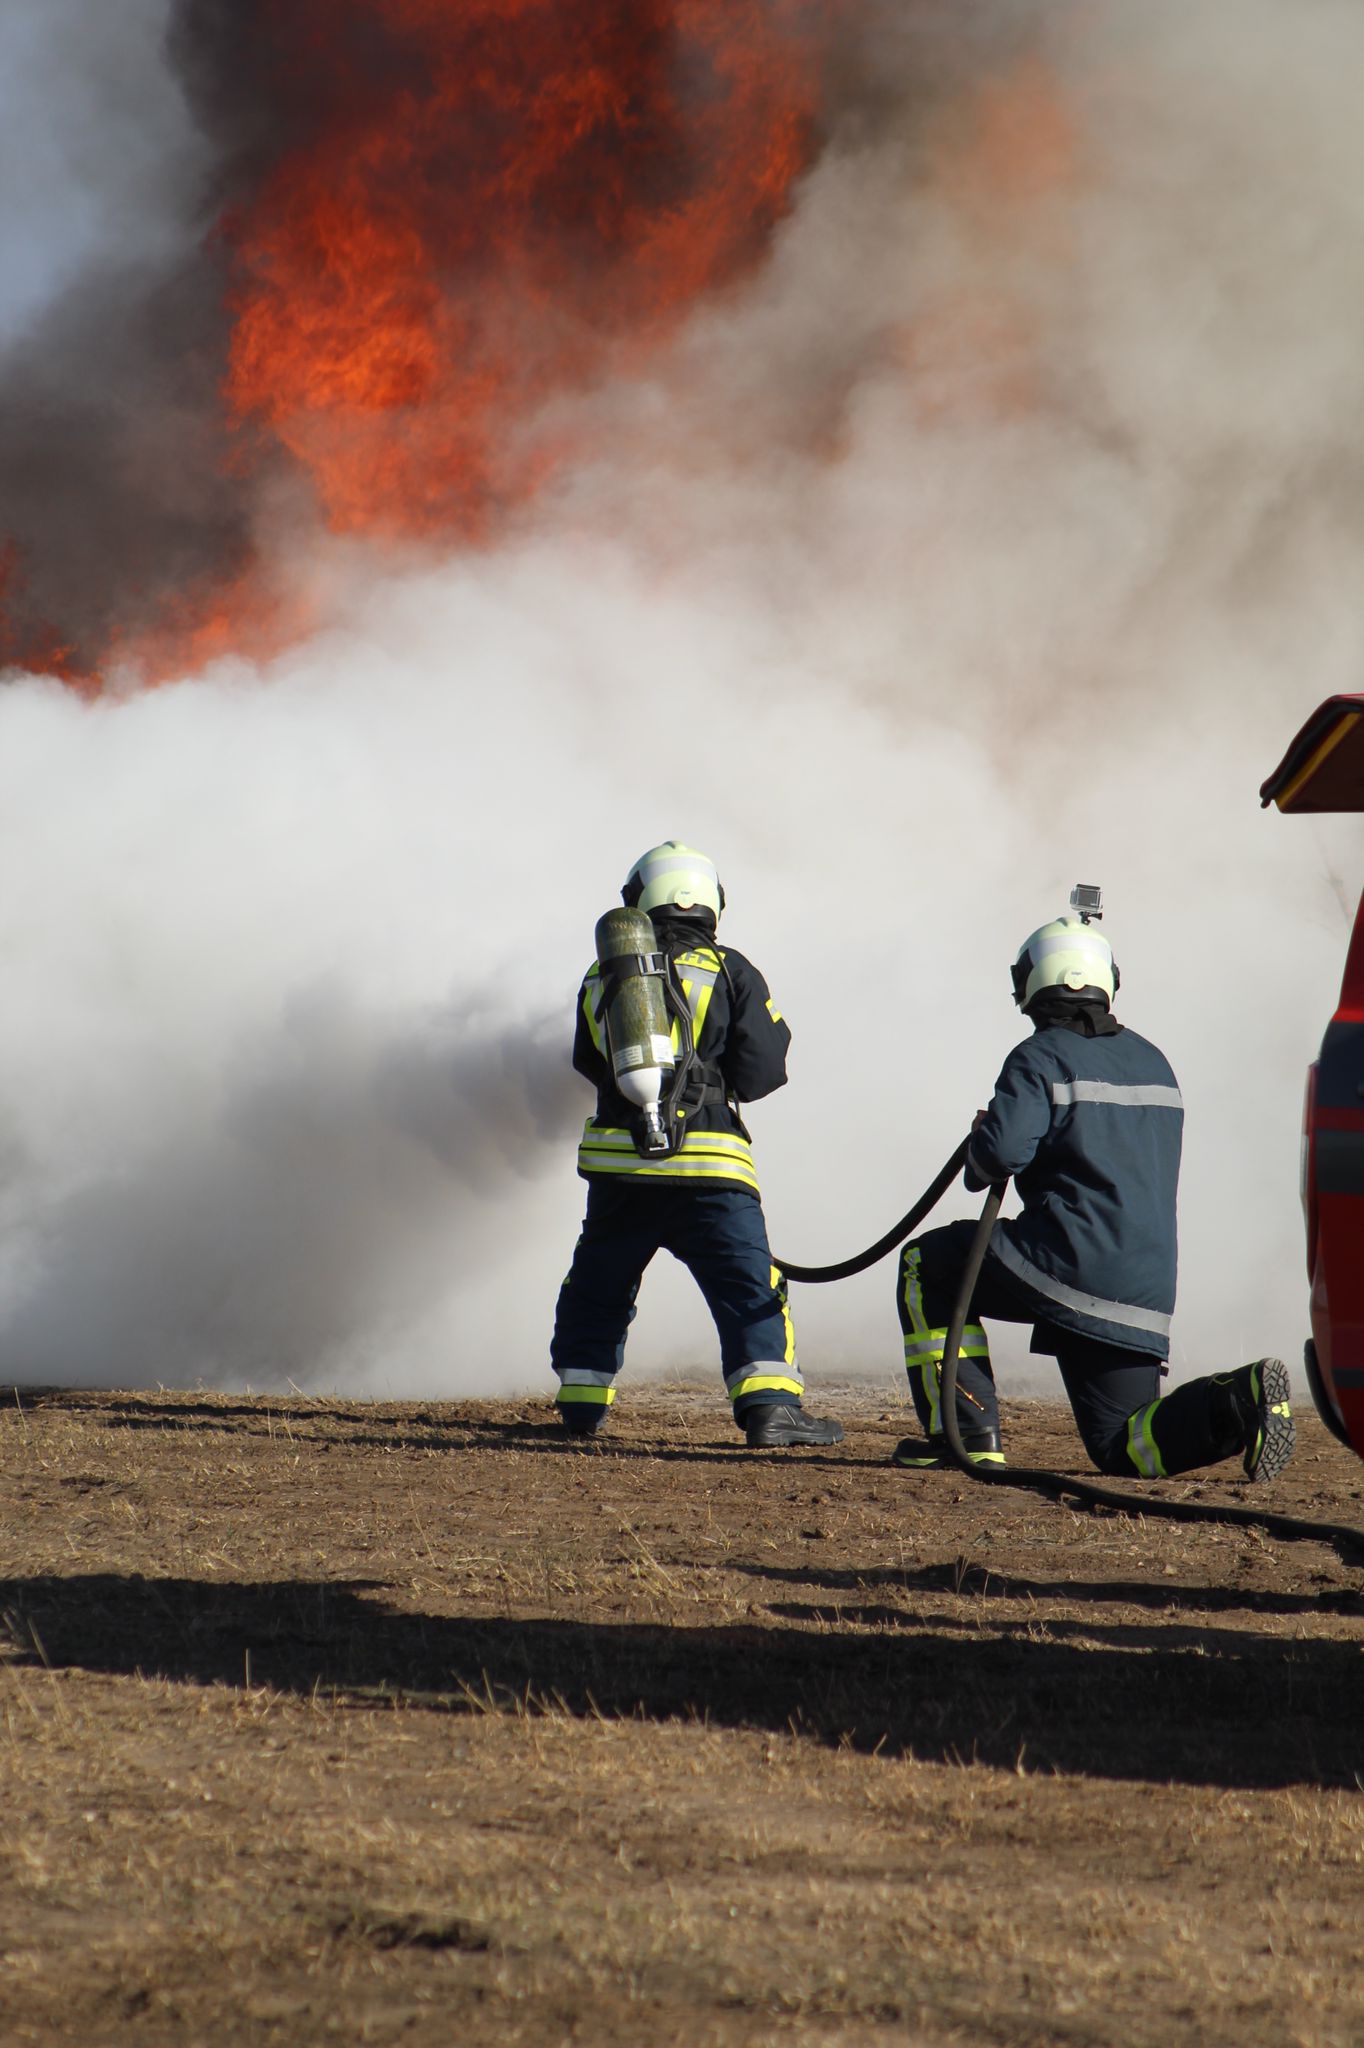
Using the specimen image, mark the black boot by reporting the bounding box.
[1215,1357,1294,1481]
[891,1426,1005,1470]
[745,1404,844,1448]
[559,1403,609,1440]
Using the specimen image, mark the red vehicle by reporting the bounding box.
[1261,696,1364,1461]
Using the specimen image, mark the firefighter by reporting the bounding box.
[551,842,843,1448]
[893,908,1295,1481]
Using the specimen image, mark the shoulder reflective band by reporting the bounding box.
[582,975,606,1054]
[672,952,721,1049]
[1051,1081,1183,1109]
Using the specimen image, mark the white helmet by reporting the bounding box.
[1011,916,1118,1009]
[622,841,724,919]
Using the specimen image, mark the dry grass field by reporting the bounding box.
[2,1384,1363,2047]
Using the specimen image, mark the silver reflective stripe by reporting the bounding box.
[964,1142,991,1183]
[724,1362,805,1394]
[902,1335,945,1361]
[991,1231,1172,1337]
[580,1125,753,1156]
[900,1247,940,1433]
[1126,1402,1164,1478]
[557,1369,616,1387]
[904,1327,990,1361]
[1032,935,1095,962]
[637,851,720,894]
[1051,1080,1183,1110]
[636,852,682,888]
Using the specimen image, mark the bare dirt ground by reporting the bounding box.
[2,1384,1363,2048]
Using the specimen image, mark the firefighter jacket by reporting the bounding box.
[572,915,790,1197]
[964,1020,1183,1358]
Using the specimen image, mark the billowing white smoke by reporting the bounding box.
[0,0,1360,1399]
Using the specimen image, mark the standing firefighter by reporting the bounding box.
[551,841,843,1448]
[893,896,1295,1482]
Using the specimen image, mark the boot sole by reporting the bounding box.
[746,1424,845,1448]
[891,1437,1004,1470]
[890,1452,1007,1470]
[1246,1357,1295,1482]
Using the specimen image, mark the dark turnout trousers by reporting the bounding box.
[896,1221,1244,1477]
[552,1180,802,1429]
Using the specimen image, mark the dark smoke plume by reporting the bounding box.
[0,0,866,681]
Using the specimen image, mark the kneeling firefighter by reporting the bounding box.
[894,893,1295,1482]
[551,841,843,1448]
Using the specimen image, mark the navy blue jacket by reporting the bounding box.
[965,1021,1183,1358]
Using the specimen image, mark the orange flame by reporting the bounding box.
[222,0,826,537]
[0,542,87,693]
[3,0,828,688]
[899,55,1081,423]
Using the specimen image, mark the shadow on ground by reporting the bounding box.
[3,1571,1359,1792]
[3,1395,870,1468]
[734,1558,1364,1619]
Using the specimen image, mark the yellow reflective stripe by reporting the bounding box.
[578,1155,761,1192]
[1125,1401,1165,1478]
[577,1144,757,1170]
[580,1123,753,1154]
[728,1374,804,1402]
[900,1246,938,1433]
[901,1251,992,1431]
[579,1142,756,1168]
[901,1250,929,1341]
[587,1165,760,1191]
[557,1385,616,1405]
[690,975,717,1042]
[766,997,783,1024]
[580,1151,758,1174]
[768,1265,797,1366]
[577,1111,759,1190]
[581,971,606,1057]
[920,1361,941,1436]
[903,1338,942,1365]
[903,1327,990,1363]
[671,949,721,1057]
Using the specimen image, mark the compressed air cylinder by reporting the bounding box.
[594,908,675,1146]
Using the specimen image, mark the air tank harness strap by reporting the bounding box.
[597,951,668,998]
[774,1141,970,1284]
[680,1080,732,1108]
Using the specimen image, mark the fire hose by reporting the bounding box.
[777,1145,1364,1568]
[773,1142,968,1283]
